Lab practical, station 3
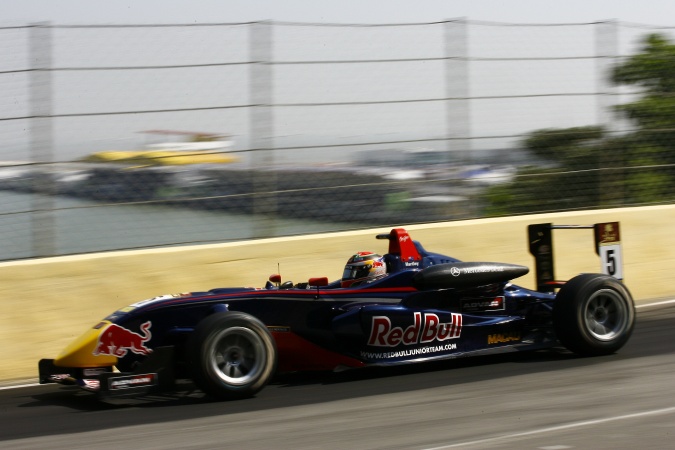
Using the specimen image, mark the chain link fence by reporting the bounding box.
[0,19,673,260]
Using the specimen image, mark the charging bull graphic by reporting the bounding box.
[93,321,153,358]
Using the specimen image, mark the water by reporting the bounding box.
[0,191,348,261]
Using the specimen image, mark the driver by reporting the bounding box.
[341,251,387,287]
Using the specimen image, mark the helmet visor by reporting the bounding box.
[342,264,372,282]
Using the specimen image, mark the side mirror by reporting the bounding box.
[308,277,328,287]
[269,274,282,286]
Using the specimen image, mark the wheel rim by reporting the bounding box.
[207,326,267,386]
[583,288,630,341]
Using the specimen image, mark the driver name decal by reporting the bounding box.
[367,312,462,347]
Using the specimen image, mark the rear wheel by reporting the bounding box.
[188,312,277,400]
[553,274,635,356]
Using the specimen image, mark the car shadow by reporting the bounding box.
[5,345,636,442]
[272,347,579,389]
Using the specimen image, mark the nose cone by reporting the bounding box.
[54,322,117,368]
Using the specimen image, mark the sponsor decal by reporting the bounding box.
[108,373,157,390]
[93,321,153,358]
[453,265,504,275]
[104,313,124,322]
[361,342,458,360]
[598,222,620,244]
[461,296,505,312]
[81,379,101,391]
[487,331,521,345]
[83,368,108,377]
[367,312,462,347]
[268,326,290,333]
[404,261,420,267]
[49,374,71,382]
[349,252,377,263]
[399,235,411,243]
[129,293,189,309]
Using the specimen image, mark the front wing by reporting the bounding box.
[38,346,175,398]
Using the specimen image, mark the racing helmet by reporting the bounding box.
[341,251,387,287]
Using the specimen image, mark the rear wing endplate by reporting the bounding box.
[528,222,622,292]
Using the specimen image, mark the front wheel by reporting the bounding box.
[553,274,635,356]
[188,312,277,400]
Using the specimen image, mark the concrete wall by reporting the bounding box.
[2,205,673,383]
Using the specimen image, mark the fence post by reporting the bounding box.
[29,22,55,257]
[249,20,277,238]
[444,18,473,216]
[595,20,621,207]
[444,19,471,161]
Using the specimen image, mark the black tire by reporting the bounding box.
[553,274,635,356]
[188,312,277,400]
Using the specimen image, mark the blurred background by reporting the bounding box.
[1,14,674,260]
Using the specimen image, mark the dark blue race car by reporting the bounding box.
[39,226,635,400]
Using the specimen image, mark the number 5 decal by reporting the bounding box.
[595,222,623,280]
[599,245,623,280]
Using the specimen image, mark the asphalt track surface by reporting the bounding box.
[1,300,674,449]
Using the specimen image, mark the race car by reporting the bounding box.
[39,225,635,400]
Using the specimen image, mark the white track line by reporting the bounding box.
[636,298,675,308]
[424,406,675,449]
[0,381,40,390]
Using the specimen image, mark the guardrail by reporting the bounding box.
[1,205,674,382]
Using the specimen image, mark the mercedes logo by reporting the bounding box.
[450,267,461,277]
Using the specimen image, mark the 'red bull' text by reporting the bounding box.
[367,312,462,347]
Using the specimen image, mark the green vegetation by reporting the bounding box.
[485,33,675,216]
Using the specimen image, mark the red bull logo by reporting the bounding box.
[367,312,462,347]
[93,321,153,358]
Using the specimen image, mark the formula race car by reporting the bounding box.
[39,224,635,400]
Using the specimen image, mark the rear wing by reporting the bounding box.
[528,222,623,292]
